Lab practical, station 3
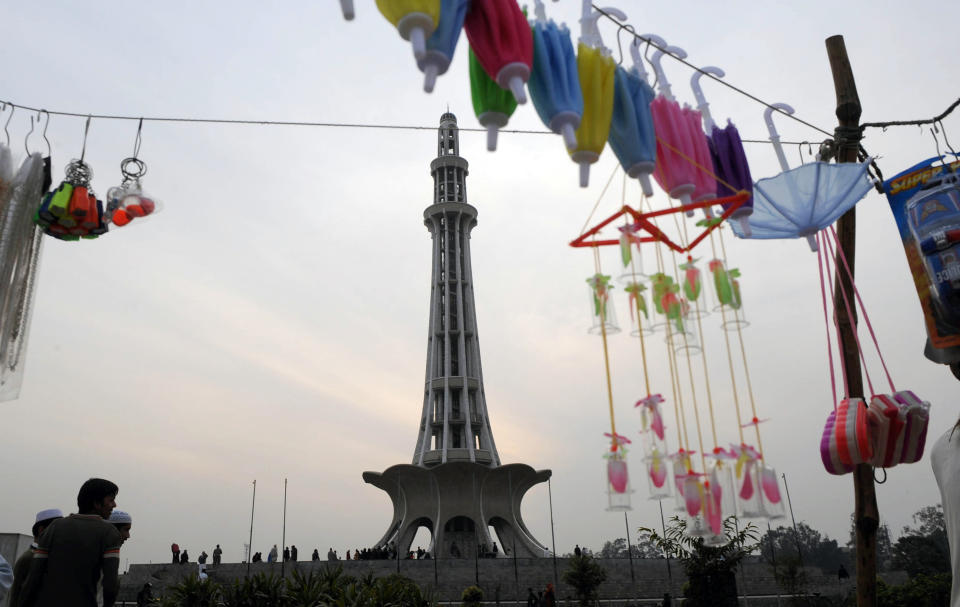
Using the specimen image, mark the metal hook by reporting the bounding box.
[80,115,91,163]
[133,118,143,159]
[938,119,957,157]
[25,115,35,156]
[931,126,944,163]
[797,141,813,165]
[3,103,14,147]
[615,24,636,66]
[38,110,51,157]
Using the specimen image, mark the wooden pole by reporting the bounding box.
[825,35,879,607]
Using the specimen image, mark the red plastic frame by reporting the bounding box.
[569,191,750,253]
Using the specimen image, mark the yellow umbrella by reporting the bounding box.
[376,0,441,60]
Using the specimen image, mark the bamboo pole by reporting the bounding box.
[825,35,879,607]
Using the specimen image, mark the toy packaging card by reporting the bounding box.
[883,156,960,360]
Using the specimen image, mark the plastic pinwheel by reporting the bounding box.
[528,0,582,151]
[569,0,621,187]
[730,103,874,251]
[690,67,755,235]
[469,47,518,151]
[604,431,632,494]
[376,0,440,61]
[607,38,658,197]
[586,272,619,334]
[679,256,702,303]
[418,0,470,92]
[464,0,533,104]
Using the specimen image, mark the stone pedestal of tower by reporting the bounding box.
[364,113,551,559]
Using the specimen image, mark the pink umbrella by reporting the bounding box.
[648,41,699,215]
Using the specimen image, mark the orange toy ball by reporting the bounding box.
[112,209,132,226]
[140,198,156,215]
[126,204,145,218]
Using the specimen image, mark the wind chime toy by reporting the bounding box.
[35,159,105,240]
[376,0,440,61]
[569,1,619,187]
[105,157,159,228]
[417,0,470,92]
[528,0,583,152]
[464,0,533,105]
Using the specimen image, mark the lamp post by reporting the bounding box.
[781,472,804,568]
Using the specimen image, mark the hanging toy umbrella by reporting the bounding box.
[527,0,582,151]
[682,103,717,207]
[730,103,874,251]
[569,0,620,187]
[376,0,440,61]
[469,47,517,151]
[340,0,355,20]
[463,0,533,105]
[648,41,700,213]
[690,68,754,235]
[417,0,470,92]
[608,37,658,197]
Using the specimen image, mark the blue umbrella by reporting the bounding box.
[528,0,582,151]
[607,38,657,197]
[417,0,471,92]
[730,104,874,251]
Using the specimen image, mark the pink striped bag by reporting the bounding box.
[835,397,872,466]
[894,390,930,464]
[867,394,906,468]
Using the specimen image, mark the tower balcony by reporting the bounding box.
[420,449,494,466]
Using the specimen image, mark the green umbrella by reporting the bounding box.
[469,47,517,151]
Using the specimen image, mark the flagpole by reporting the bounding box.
[247,480,256,578]
[281,478,288,578]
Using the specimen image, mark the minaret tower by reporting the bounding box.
[413,112,500,467]
[364,113,551,559]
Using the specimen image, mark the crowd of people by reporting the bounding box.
[169,543,222,566]
[0,477,134,607]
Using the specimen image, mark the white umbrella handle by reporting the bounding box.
[690,66,725,132]
[340,0,354,20]
[630,33,665,83]
[650,44,686,101]
[764,102,796,172]
[579,3,626,49]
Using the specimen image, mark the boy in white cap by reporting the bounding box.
[9,508,62,607]
[107,511,132,544]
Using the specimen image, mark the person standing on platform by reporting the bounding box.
[268,545,278,563]
[171,543,179,565]
[290,545,297,562]
[212,545,222,566]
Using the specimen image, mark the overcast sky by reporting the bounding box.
[1,1,959,568]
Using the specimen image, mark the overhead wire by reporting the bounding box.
[0,97,810,145]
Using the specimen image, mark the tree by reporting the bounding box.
[639,516,759,607]
[892,504,949,576]
[598,537,662,559]
[562,554,608,606]
[759,522,848,573]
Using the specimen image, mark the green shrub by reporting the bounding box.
[461,584,483,606]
